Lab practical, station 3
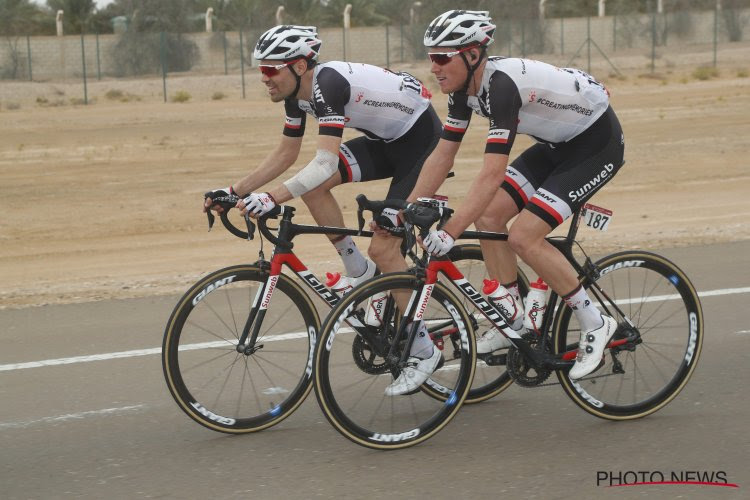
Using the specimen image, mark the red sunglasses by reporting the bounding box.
[428,46,477,66]
[258,59,302,77]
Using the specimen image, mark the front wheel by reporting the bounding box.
[553,251,703,420]
[162,265,319,433]
[314,272,476,450]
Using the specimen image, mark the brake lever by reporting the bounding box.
[357,207,366,236]
[206,210,215,232]
[244,213,256,241]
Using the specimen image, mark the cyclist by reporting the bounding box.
[407,10,625,386]
[204,25,440,300]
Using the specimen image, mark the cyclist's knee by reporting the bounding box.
[475,191,518,231]
[475,212,508,232]
[508,225,541,258]
[367,234,399,261]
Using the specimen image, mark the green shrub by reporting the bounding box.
[211,91,227,101]
[692,66,719,80]
[737,68,748,78]
[105,89,124,100]
[171,90,191,103]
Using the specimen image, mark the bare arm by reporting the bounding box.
[407,138,462,202]
[441,152,509,238]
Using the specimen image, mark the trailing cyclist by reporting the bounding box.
[204,26,440,323]
[409,10,625,383]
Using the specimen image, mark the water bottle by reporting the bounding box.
[524,278,549,331]
[325,271,385,326]
[325,272,354,296]
[482,279,524,331]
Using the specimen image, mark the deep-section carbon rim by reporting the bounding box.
[314,273,476,449]
[162,265,319,433]
[553,251,703,419]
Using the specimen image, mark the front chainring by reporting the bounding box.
[352,333,391,375]
[506,332,552,387]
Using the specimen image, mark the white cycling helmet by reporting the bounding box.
[254,25,322,62]
[424,10,495,49]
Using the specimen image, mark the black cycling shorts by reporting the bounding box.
[501,106,625,228]
[336,104,442,200]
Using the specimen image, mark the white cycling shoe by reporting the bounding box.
[476,328,513,353]
[385,346,442,396]
[569,315,617,380]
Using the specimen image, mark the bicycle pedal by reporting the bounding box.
[478,353,507,366]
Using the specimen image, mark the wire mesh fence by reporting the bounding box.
[1,6,748,106]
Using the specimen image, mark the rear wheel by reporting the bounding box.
[553,251,703,419]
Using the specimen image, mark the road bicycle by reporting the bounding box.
[313,196,704,449]
[161,193,526,434]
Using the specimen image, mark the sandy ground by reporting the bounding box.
[1,63,749,309]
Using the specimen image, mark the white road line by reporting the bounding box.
[1,286,748,373]
[0,405,147,430]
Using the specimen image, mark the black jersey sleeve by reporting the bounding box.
[312,67,351,138]
[440,91,472,142]
[282,98,307,137]
[485,71,522,155]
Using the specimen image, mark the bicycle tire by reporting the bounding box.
[313,272,476,449]
[162,265,319,433]
[420,244,529,403]
[553,251,703,419]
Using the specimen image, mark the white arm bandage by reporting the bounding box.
[283,149,339,198]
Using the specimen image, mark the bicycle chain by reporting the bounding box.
[506,332,552,387]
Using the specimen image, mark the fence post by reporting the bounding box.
[587,16,591,73]
[613,14,616,52]
[239,30,246,99]
[400,22,404,62]
[508,20,512,57]
[651,3,656,72]
[713,3,718,67]
[385,24,390,67]
[560,17,564,55]
[160,31,167,103]
[80,33,88,104]
[223,31,228,75]
[26,35,32,81]
[95,32,101,80]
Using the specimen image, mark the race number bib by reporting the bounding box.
[582,203,612,231]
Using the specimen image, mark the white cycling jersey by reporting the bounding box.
[442,57,610,152]
[283,61,432,142]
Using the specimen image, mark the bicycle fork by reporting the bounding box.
[236,271,278,355]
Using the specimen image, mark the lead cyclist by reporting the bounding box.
[203,26,444,393]
[407,10,626,383]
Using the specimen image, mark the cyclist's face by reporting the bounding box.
[428,47,470,94]
[259,59,300,102]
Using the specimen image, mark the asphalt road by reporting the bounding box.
[2,241,749,499]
